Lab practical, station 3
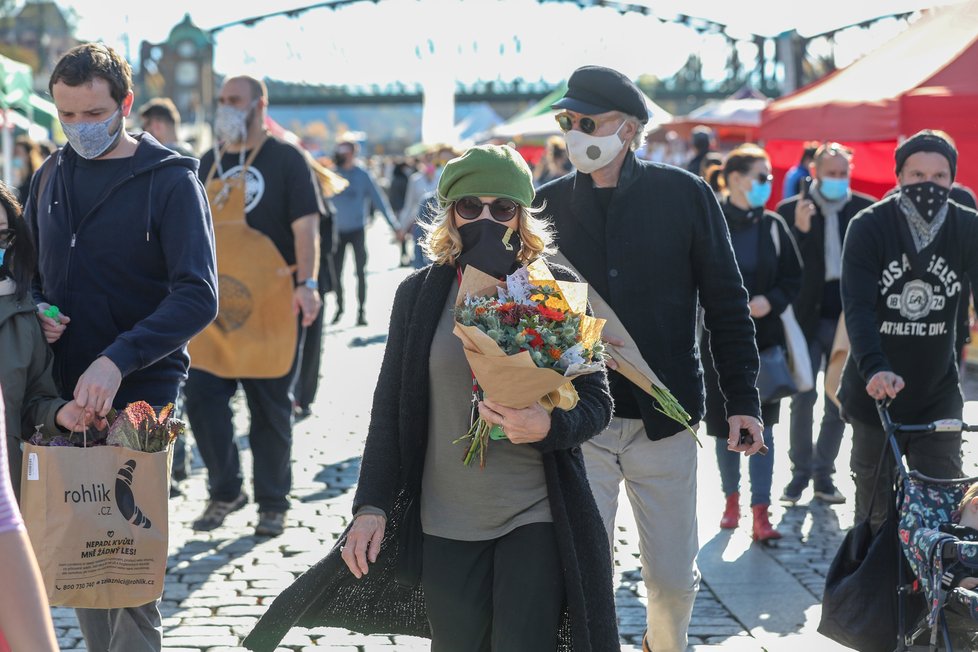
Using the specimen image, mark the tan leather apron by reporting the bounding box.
[188,138,298,379]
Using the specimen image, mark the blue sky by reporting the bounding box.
[50,0,963,85]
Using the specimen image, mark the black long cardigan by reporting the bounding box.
[244,262,619,652]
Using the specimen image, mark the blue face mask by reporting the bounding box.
[819,177,850,201]
[747,179,772,208]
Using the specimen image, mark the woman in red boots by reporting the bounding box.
[702,144,802,543]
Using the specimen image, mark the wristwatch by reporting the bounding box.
[299,278,319,290]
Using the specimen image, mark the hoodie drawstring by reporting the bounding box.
[146,170,155,243]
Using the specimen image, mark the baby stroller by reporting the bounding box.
[878,403,978,651]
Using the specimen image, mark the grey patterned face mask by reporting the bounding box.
[60,108,123,159]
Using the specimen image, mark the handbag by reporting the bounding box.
[769,222,814,394]
[756,345,797,403]
[818,446,926,651]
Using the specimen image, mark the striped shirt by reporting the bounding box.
[0,401,25,534]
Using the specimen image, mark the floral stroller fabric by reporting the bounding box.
[898,470,978,646]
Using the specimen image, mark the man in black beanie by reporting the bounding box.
[841,129,978,529]
[536,65,762,652]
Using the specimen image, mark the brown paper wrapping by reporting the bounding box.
[549,252,670,398]
[453,263,605,411]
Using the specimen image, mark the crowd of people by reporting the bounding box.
[1,40,976,652]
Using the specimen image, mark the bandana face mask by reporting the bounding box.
[214,101,256,143]
[60,108,123,160]
[901,181,951,222]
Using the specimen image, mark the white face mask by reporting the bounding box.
[564,121,626,174]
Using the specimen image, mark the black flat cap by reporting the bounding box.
[552,65,649,123]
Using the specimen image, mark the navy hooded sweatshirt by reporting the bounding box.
[25,133,218,409]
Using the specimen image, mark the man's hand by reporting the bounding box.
[479,399,551,444]
[73,356,122,417]
[748,296,772,318]
[866,371,905,400]
[601,333,626,371]
[794,198,816,233]
[36,303,70,344]
[726,415,765,456]
[293,286,322,328]
[341,514,386,579]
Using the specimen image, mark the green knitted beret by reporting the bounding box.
[437,144,535,207]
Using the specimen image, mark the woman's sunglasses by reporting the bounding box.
[0,228,15,248]
[555,112,598,135]
[756,173,773,184]
[454,196,519,222]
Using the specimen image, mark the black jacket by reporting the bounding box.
[839,194,978,425]
[25,135,218,408]
[777,183,876,340]
[244,262,619,652]
[704,206,802,436]
[535,152,761,439]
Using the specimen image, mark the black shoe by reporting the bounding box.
[169,479,183,498]
[356,310,367,326]
[255,511,287,537]
[294,405,313,422]
[192,493,248,531]
[814,481,847,504]
[331,309,343,325]
[780,476,809,504]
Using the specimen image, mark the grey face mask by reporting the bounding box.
[61,108,123,160]
[214,101,256,143]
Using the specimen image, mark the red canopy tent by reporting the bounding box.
[760,0,978,203]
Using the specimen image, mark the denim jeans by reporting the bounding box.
[714,424,775,505]
[184,362,297,513]
[75,599,162,652]
[413,222,427,269]
[788,317,846,486]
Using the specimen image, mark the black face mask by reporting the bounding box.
[901,181,951,222]
[457,220,522,279]
[334,153,350,166]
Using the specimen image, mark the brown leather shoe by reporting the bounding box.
[642,631,651,652]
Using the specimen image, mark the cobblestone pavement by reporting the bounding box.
[52,222,978,651]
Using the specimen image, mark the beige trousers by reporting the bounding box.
[582,417,700,652]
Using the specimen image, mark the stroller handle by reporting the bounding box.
[876,400,978,435]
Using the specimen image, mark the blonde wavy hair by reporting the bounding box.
[419,198,555,267]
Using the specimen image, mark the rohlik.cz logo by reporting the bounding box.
[64,460,152,528]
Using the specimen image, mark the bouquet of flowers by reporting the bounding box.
[452,260,607,466]
[29,401,184,453]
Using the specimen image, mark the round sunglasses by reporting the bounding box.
[555,112,598,135]
[453,196,519,222]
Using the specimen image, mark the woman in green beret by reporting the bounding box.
[244,145,619,652]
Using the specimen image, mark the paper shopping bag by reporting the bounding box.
[20,443,172,609]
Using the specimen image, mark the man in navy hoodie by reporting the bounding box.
[25,43,218,652]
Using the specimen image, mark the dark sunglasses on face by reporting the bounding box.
[0,228,15,248]
[756,173,773,184]
[454,196,520,222]
[555,112,598,135]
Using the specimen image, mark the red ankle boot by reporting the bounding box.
[719,492,740,529]
[751,504,782,542]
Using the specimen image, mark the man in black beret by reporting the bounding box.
[841,129,978,530]
[536,65,763,652]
